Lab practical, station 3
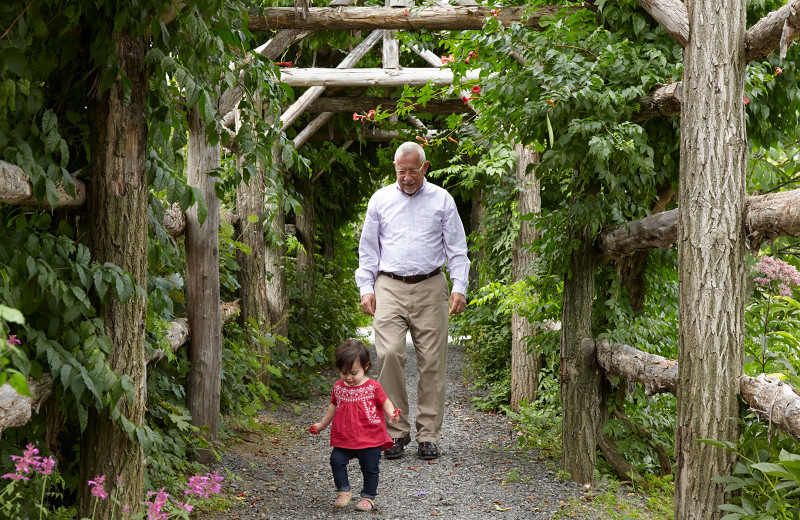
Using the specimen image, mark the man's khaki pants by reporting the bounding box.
[373,272,449,443]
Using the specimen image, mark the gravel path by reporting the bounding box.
[203,331,591,519]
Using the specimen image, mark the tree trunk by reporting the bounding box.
[235,108,272,389]
[78,30,148,518]
[510,145,542,411]
[560,227,600,485]
[186,105,223,464]
[675,0,747,515]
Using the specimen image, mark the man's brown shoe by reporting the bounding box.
[383,434,411,459]
[418,442,440,460]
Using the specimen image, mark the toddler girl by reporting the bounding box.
[310,339,400,512]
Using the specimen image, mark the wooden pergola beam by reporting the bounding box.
[0,160,85,208]
[297,96,473,114]
[596,339,800,440]
[281,30,382,129]
[279,67,481,87]
[217,0,355,119]
[248,5,580,31]
[307,127,440,142]
[598,187,800,257]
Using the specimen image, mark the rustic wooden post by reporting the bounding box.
[186,105,223,463]
[78,29,148,518]
[266,138,289,349]
[510,144,542,410]
[675,0,747,515]
[560,224,600,485]
[234,106,272,388]
[295,172,315,300]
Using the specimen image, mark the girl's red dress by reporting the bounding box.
[329,379,394,450]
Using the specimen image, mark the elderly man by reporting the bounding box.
[355,141,469,460]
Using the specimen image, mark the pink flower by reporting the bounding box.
[440,54,454,64]
[88,475,108,501]
[2,473,30,481]
[775,67,782,75]
[744,95,750,104]
[6,335,20,349]
[471,85,481,94]
[37,456,56,476]
[465,51,478,64]
[752,256,800,297]
[490,8,501,17]
[143,489,170,520]
[11,444,39,474]
[185,472,224,499]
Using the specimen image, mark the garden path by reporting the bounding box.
[202,330,600,519]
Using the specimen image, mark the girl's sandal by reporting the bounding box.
[334,491,353,508]
[354,497,374,511]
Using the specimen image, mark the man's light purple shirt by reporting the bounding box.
[355,179,470,297]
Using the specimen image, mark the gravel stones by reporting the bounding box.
[202,339,589,519]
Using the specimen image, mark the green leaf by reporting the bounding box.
[2,47,28,78]
[0,304,25,324]
[752,462,792,478]
[8,371,31,397]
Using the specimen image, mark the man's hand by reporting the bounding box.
[449,292,466,315]
[361,294,376,316]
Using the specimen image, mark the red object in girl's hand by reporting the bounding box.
[309,425,319,434]
[393,409,402,417]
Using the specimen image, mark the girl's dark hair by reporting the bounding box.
[335,339,371,374]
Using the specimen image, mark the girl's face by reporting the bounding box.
[340,359,368,387]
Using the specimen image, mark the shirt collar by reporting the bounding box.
[395,178,428,197]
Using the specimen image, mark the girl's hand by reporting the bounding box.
[309,424,320,434]
[389,409,401,425]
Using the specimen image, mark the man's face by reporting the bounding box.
[394,152,428,195]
